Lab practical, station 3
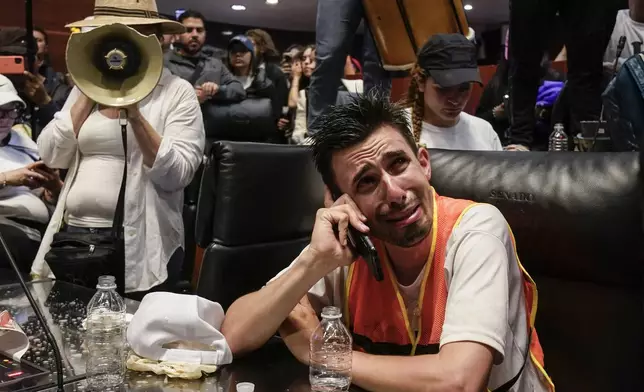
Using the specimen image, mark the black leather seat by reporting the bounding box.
[196,142,643,392]
[195,141,323,309]
[429,150,643,392]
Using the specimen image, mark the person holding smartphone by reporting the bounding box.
[0,74,61,274]
[0,75,61,217]
[0,27,71,139]
[280,44,304,78]
[222,92,554,392]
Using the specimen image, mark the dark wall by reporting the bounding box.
[163,13,367,62]
[479,28,504,66]
[0,0,95,72]
[204,21,316,52]
[160,13,316,53]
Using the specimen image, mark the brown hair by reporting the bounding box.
[406,63,427,143]
[246,29,280,63]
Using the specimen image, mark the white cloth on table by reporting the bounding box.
[127,292,232,367]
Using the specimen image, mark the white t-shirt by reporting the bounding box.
[65,110,125,228]
[405,108,502,151]
[271,204,547,392]
[604,10,644,69]
[33,68,205,293]
[0,129,49,223]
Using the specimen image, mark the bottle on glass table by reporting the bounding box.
[309,306,352,391]
[548,123,568,151]
[85,275,126,388]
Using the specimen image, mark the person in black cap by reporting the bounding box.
[406,34,502,151]
[221,35,283,143]
[227,35,258,89]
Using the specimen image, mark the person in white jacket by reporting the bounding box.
[30,2,205,299]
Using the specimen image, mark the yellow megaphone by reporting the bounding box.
[66,23,163,108]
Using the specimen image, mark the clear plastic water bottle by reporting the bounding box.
[85,275,126,388]
[309,306,352,391]
[549,123,568,151]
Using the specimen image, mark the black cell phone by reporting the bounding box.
[332,191,383,281]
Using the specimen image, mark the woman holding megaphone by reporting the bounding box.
[30,0,205,300]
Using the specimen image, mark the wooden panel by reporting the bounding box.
[364,0,469,71]
[0,0,94,72]
[192,246,205,288]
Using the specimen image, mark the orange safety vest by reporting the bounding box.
[344,190,555,391]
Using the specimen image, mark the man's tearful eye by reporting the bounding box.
[390,157,409,173]
[357,175,378,193]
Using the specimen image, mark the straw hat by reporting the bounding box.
[66,0,185,35]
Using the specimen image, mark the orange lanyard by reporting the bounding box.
[381,193,438,356]
[345,190,439,356]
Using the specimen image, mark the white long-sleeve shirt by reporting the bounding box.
[0,129,49,224]
[31,68,205,293]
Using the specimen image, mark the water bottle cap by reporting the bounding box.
[321,306,342,319]
[96,275,117,290]
[236,382,255,392]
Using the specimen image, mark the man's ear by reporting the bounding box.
[417,147,431,180]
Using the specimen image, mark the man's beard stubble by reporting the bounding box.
[392,220,430,248]
[181,40,202,56]
[371,206,432,248]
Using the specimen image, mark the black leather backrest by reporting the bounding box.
[196,141,324,248]
[428,150,644,286]
[197,239,310,310]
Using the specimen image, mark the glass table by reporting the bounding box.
[0,279,140,391]
[0,280,364,392]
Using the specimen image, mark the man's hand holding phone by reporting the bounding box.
[302,190,370,276]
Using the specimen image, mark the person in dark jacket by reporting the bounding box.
[246,29,290,123]
[476,57,511,140]
[227,36,275,100]
[477,52,565,148]
[507,0,626,151]
[0,27,71,139]
[163,9,245,104]
[33,27,71,114]
[219,35,282,143]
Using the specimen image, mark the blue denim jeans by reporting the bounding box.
[307,0,392,131]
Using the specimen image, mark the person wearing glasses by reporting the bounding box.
[0,74,61,274]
